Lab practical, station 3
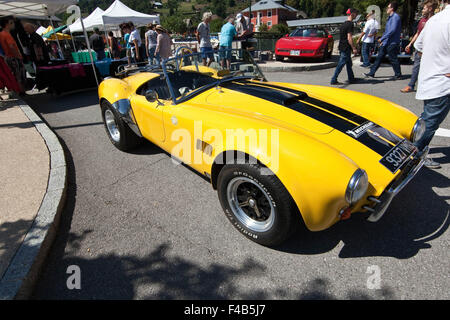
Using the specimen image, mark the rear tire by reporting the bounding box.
[101,100,142,151]
[217,163,301,247]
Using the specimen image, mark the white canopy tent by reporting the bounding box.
[101,0,159,27]
[68,7,105,33]
[0,0,76,16]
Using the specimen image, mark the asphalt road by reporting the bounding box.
[27,61,449,300]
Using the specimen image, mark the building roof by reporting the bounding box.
[241,0,298,13]
[287,15,362,28]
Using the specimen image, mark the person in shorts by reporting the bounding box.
[219,15,237,70]
[196,12,214,66]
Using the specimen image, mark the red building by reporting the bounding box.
[240,0,304,30]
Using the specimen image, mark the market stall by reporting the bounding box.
[0,0,103,93]
[35,61,101,95]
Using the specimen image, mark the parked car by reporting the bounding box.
[275,27,334,62]
[98,49,427,247]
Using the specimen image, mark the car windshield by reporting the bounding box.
[162,48,266,104]
[290,28,327,38]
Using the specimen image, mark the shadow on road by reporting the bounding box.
[277,167,450,259]
[23,89,99,115]
[30,238,396,299]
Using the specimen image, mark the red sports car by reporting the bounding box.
[275,27,334,62]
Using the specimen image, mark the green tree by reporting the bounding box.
[210,18,224,33]
[269,23,290,34]
[161,14,187,34]
[167,0,180,15]
[258,23,269,32]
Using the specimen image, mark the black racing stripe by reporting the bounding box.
[246,81,369,125]
[222,82,294,105]
[223,82,392,156]
[304,97,368,125]
[243,81,309,98]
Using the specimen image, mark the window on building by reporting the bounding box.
[268,10,272,17]
[268,21,272,26]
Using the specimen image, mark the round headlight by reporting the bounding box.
[411,118,426,143]
[345,169,369,205]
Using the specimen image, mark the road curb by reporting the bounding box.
[0,100,67,300]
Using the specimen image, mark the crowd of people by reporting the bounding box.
[0,10,256,96]
[332,0,449,169]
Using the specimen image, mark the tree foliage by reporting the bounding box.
[269,24,290,35]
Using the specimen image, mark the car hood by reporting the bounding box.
[277,37,325,49]
[200,80,412,180]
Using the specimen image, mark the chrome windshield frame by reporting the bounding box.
[161,48,267,105]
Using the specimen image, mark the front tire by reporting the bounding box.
[275,55,283,62]
[217,163,301,246]
[101,100,142,151]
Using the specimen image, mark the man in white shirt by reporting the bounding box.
[357,12,379,68]
[413,0,450,168]
[128,22,142,62]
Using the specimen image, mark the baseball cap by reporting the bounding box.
[236,13,242,19]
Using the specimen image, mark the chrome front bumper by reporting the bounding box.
[363,147,429,222]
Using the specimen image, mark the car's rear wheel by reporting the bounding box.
[217,163,301,247]
[101,100,142,151]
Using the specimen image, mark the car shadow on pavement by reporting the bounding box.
[277,167,450,259]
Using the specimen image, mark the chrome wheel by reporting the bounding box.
[104,109,120,143]
[226,177,275,233]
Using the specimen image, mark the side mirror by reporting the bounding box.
[328,35,333,39]
[145,89,158,103]
[285,34,289,37]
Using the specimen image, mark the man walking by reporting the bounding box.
[413,0,450,169]
[356,12,379,68]
[400,1,437,93]
[330,8,358,85]
[364,2,402,80]
[196,12,214,67]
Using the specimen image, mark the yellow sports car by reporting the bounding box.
[98,49,427,246]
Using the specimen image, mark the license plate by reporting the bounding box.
[290,50,300,56]
[380,139,417,173]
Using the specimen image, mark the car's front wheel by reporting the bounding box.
[217,163,301,246]
[101,100,142,151]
